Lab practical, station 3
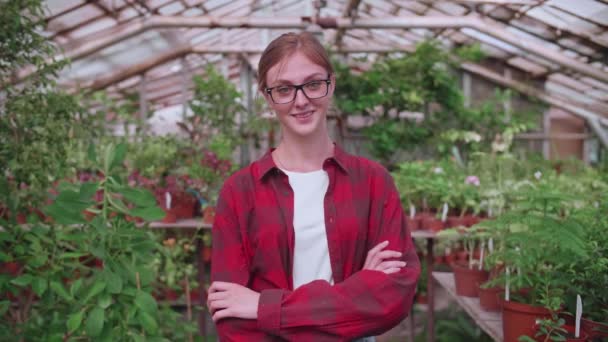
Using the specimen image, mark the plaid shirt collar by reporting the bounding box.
[256,143,349,181]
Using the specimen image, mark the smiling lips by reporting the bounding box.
[291,110,314,120]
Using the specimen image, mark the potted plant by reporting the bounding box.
[481,178,587,342]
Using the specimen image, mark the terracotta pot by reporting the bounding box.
[416,293,428,304]
[405,215,421,231]
[163,288,179,301]
[161,210,177,224]
[502,300,553,342]
[202,246,212,262]
[451,261,489,297]
[582,318,608,339]
[433,255,444,265]
[1,262,21,276]
[464,215,482,227]
[456,250,469,262]
[422,216,444,232]
[446,216,466,228]
[444,252,457,265]
[478,285,503,312]
[202,206,215,225]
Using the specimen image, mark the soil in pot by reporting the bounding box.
[450,260,489,297]
[502,300,553,342]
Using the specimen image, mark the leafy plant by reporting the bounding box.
[0,143,194,341]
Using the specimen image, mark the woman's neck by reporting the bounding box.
[274,134,334,172]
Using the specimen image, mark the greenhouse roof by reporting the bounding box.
[40,0,607,121]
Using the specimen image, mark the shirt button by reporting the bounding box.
[329,217,334,223]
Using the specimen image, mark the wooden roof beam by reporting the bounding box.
[335,0,362,48]
[42,14,606,84]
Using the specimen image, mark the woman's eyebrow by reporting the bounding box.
[269,73,327,87]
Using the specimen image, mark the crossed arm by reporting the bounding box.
[207,240,407,322]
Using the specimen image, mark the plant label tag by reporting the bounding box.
[488,238,494,253]
[505,267,510,301]
[410,204,416,219]
[441,203,448,222]
[479,241,485,271]
[165,192,172,209]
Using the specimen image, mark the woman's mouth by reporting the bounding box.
[291,111,314,119]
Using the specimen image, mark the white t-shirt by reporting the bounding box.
[282,168,377,342]
[282,168,333,289]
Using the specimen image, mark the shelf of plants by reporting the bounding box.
[392,154,608,342]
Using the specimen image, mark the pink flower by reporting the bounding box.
[465,175,480,186]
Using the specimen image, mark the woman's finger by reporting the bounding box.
[363,241,387,268]
[375,260,407,271]
[375,250,402,260]
[207,291,229,302]
[364,241,389,269]
[212,308,232,322]
[383,267,402,274]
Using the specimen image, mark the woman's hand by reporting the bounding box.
[363,241,406,274]
[207,281,261,322]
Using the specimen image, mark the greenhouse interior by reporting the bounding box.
[1,0,608,341]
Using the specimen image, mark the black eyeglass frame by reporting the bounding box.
[264,74,332,104]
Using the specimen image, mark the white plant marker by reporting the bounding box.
[441,203,448,222]
[488,238,494,254]
[505,267,510,301]
[410,204,416,219]
[165,192,172,209]
[575,295,582,338]
[478,240,485,271]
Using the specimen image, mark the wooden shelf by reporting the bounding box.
[411,230,437,239]
[432,272,503,342]
[146,218,212,230]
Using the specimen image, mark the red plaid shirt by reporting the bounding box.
[211,144,420,341]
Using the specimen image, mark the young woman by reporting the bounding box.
[207,32,420,341]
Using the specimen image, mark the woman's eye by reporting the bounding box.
[276,86,292,94]
[306,81,322,89]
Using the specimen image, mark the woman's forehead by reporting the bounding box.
[266,51,327,85]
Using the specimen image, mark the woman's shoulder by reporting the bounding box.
[341,152,391,179]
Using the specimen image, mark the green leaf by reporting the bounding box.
[70,278,83,297]
[31,277,48,296]
[137,311,158,334]
[83,281,106,303]
[67,310,84,333]
[105,271,123,294]
[87,142,97,163]
[85,307,104,337]
[111,143,127,170]
[134,291,158,315]
[120,188,156,207]
[103,144,115,173]
[44,201,85,225]
[0,300,10,316]
[80,182,99,201]
[59,252,89,259]
[129,206,165,221]
[50,281,73,301]
[98,294,112,309]
[131,333,146,342]
[10,274,33,287]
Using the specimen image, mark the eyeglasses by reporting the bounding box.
[265,75,331,104]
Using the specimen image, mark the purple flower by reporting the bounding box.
[465,175,480,186]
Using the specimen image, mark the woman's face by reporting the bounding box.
[263,51,335,139]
